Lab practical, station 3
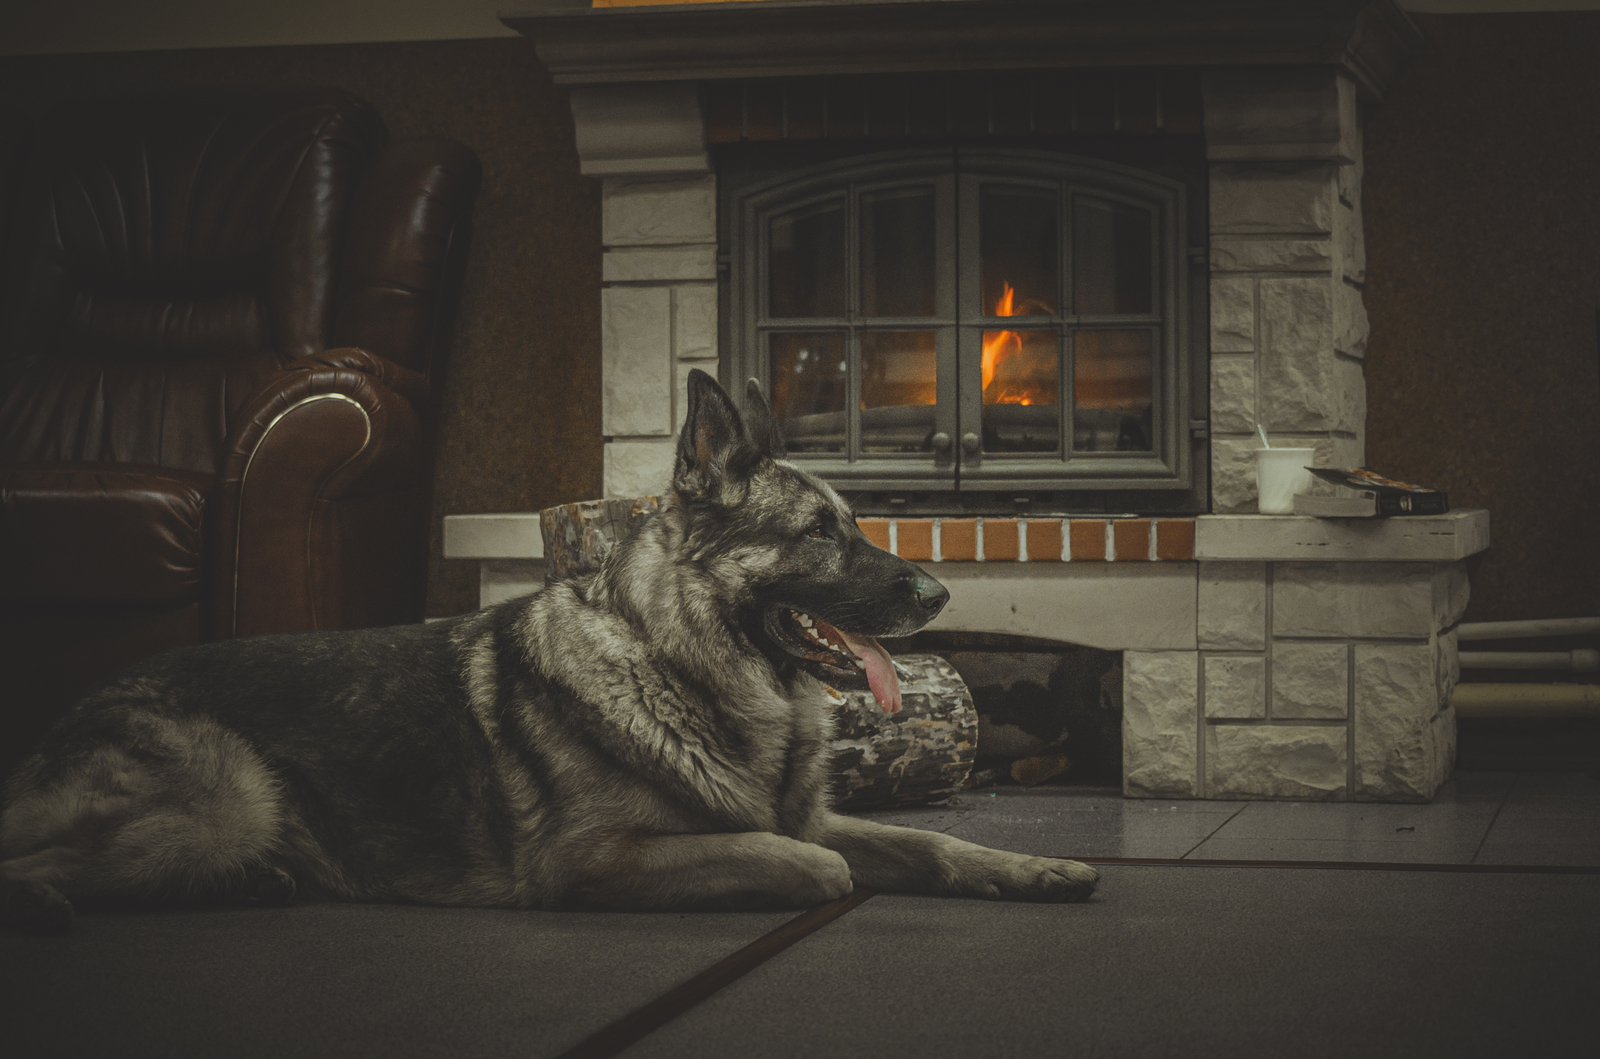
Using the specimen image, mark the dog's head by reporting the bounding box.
[670,369,948,713]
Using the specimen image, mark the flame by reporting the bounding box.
[980,283,1021,393]
[982,282,1055,405]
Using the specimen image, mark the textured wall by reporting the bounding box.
[0,38,604,618]
[1363,13,1600,621]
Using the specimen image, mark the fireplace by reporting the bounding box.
[719,128,1205,514]
[476,0,1494,803]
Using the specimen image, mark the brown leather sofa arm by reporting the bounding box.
[208,353,425,640]
[298,346,432,411]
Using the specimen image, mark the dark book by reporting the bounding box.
[1305,467,1450,517]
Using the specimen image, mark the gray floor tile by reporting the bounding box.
[945,806,1233,859]
[1473,842,1600,867]
[1186,835,1488,863]
[1209,800,1499,844]
[1479,814,1600,845]
[637,867,1600,1059]
[0,902,796,1059]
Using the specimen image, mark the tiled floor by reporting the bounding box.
[4,770,1595,1058]
[856,770,1600,867]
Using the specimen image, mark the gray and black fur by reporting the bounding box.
[0,370,1097,933]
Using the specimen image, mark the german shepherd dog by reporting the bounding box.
[1,370,1097,933]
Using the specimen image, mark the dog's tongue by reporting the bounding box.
[836,629,901,714]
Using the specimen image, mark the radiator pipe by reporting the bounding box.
[1451,683,1600,718]
[1459,649,1600,672]
[1457,617,1600,640]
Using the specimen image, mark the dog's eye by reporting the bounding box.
[806,523,828,539]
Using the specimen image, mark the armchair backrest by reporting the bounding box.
[0,87,388,474]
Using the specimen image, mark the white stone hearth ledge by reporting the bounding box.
[1196,510,1488,562]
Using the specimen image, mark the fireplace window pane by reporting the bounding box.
[769,201,846,318]
[1073,329,1153,452]
[979,185,1057,318]
[860,188,936,318]
[861,331,937,454]
[1072,197,1153,316]
[769,332,848,453]
[981,328,1059,453]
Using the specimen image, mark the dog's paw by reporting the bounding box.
[789,845,854,906]
[982,855,1098,903]
[1,880,75,935]
[240,866,297,907]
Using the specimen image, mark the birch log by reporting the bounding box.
[537,498,977,807]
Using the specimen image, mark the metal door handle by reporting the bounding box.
[961,432,981,455]
[930,431,952,453]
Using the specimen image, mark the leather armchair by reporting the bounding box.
[0,87,481,767]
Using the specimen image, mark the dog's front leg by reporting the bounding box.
[805,812,1098,903]
[563,831,852,911]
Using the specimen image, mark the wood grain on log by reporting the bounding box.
[829,654,976,811]
[540,496,661,582]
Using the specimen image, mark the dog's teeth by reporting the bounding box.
[854,659,867,669]
[798,614,813,627]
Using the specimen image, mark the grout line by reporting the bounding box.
[553,889,878,1059]
[1178,803,1249,859]
[1470,772,1518,865]
[1071,856,1600,875]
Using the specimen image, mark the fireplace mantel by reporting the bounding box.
[503,0,1422,101]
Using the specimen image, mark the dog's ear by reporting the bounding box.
[744,378,787,460]
[674,369,752,501]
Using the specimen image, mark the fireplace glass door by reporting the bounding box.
[728,148,1196,508]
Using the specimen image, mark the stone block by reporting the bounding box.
[1274,562,1436,639]
[673,284,718,361]
[1210,275,1255,353]
[1432,705,1457,789]
[1334,199,1366,287]
[604,439,676,499]
[1259,277,1337,431]
[1210,437,1260,514]
[1198,561,1267,650]
[1354,643,1440,801]
[1210,355,1257,435]
[1210,238,1333,273]
[1434,562,1471,629]
[602,174,716,246]
[601,287,673,436]
[602,246,717,283]
[1209,163,1336,236]
[1205,725,1347,799]
[1123,651,1199,798]
[1334,278,1369,359]
[1435,628,1460,707]
[1272,642,1350,719]
[1204,654,1266,719]
[1335,356,1366,437]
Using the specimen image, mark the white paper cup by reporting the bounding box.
[1254,448,1315,514]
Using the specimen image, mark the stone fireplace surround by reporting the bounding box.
[453,0,1492,802]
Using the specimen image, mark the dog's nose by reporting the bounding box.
[912,574,949,614]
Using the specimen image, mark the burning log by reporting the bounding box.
[539,498,977,808]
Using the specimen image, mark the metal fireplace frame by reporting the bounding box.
[720,142,1208,513]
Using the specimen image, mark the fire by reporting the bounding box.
[980,283,1020,393]
[981,283,1053,406]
